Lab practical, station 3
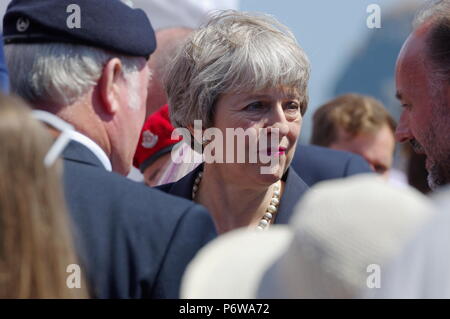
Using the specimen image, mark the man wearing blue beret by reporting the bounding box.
[0,34,8,93]
[3,0,216,298]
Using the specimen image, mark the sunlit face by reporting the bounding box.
[395,27,450,189]
[210,86,303,187]
[330,124,395,177]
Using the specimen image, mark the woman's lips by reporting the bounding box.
[277,147,286,155]
[262,147,287,156]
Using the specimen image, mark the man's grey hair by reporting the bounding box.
[5,43,144,109]
[165,10,311,129]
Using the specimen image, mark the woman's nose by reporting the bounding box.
[265,104,290,137]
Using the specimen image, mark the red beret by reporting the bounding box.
[133,105,182,172]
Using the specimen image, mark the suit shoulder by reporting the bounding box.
[296,144,368,167]
[63,159,206,221]
[298,144,351,160]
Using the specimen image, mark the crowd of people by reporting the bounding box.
[0,0,449,299]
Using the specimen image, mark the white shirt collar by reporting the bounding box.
[67,130,112,172]
[33,110,112,172]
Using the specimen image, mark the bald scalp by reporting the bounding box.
[151,27,194,76]
[411,1,450,84]
[146,27,193,116]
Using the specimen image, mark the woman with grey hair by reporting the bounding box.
[158,10,311,234]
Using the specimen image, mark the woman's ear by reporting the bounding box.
[186,124,195,138]
[99,58,123,115]
[187,123,207,144]
[187,123,211,152]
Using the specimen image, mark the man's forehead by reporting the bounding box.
[396,27,432,99]
[397,31,428,70]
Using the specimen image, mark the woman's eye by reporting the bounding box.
[245,101,265,111]
[285,102,300,111]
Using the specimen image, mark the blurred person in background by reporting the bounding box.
[146,27,193,117]
[395,0,450,190]
[0,34,8,93]
[0,94,87,298]
[311,93,397,178]
[159,10,311,233]
[290,143,372,187]
[134,104,182,186]
[127,27,195,183]
[3,0,216,298]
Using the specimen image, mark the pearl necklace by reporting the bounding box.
[191,171,281,231]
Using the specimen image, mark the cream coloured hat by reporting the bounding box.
[181,174,434,299]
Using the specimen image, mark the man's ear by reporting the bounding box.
[99,58,123,115]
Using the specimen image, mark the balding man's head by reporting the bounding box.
[146,27,193,117]
[394,0,450,189]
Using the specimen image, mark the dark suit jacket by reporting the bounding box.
[62,141,217,298]
[157,164,309,225]
[292,144,372,186]
[0,35,9,93]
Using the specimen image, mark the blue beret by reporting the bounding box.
[3,0,156,59]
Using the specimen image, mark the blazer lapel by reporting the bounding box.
[163,164,204,199]
[275,168,309,224]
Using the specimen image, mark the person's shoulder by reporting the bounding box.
[156,164,200,199]
[296,144,356,161]
[291,144,372,186]
[157,181,175,193]
[63,158,208,222]
[63,159,216,298]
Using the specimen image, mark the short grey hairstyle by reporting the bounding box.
[165,10,311,129]
[5,43,144,109]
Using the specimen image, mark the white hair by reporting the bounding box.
[4,43,144,109]
[124,70,143,110]
[165,10,311,129]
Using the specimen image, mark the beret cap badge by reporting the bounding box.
[3,0,157,59]
[16,17,29,32]
[142,130,158,149]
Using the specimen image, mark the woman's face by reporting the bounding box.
[209,86,302,186]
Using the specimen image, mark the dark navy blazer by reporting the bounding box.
[0,35,9,93]
[62,141,217,299]
[292,144,372,186]
[157,164,309,225]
